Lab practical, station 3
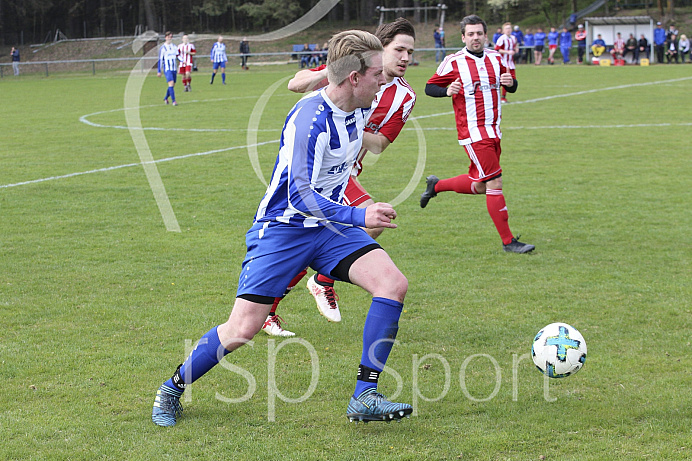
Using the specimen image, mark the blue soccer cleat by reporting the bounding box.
[346,389,413,423]
[152,385,183,427]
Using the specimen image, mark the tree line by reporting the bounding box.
[0,0,682,46]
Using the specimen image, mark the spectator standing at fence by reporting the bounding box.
[637,34,649,63]
[494,22,518,104]
[667,24,679,41]
[654,22,666,63]
[10,47,20,76]
[575,24,587,64]
[512,25,524,63]
[534,28,546,65]
[559,27,572,64]
[157,31,179,106]
[523,29,534,64]
[210,36,228,84]
[239,37,250,70]
[679,34,690,63]
[493,27,502,46]
[434,25,446,64]
[320,42,329,65]
[548,27,559,64]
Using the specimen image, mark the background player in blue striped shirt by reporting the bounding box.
[209,35,227,85]
[157,31,179,105]
[152,30,413,426]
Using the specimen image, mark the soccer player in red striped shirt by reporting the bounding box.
[261,18,417,336]
[420,14,534,254]
[494,22,518,103]
[177,34,196,92]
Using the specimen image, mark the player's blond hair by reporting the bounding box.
[327,30,383,85]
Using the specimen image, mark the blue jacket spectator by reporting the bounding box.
[654,22,667,63]
[559,28,572,63]
[512,26,524,46]
[493,28,502,45]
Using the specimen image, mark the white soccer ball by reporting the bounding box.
[532,322,587,378]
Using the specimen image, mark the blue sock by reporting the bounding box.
[163,326,230,392]
[210,73,215,83]
[222,72,226,83]
[164,87,170,100]
[353,297,403,398]
[169,87,176,103]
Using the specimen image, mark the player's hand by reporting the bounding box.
[364,202,398,229]
[157,72,161,78]
[447,78,462,96]
[500,72,514,86]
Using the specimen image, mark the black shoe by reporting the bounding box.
[503,237,535,254]
[420,175,439,208]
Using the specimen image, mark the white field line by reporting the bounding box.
[4,76,691,190]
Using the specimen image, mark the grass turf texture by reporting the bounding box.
[1,63,691,460]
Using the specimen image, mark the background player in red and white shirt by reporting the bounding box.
[178,34,196,92]
[262,18,417,336]
[494,22,518,103]
[420,14,534,255]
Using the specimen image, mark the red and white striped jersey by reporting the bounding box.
[353,76,416,175]
[177,43,196,66]
[494,34,517,70]
[613,37,625,52]
[427,48,506,145]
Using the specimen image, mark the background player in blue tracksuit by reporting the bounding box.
[548,27,559,64]
[560,27,572,64]
[512,25,525,63]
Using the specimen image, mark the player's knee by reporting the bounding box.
[383,269,408,301]
[393,271,409,300]
[486,176,503,190]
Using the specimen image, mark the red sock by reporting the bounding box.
[435,174,478,195]
[288,269,308,291]
[269,297,280,316]
[315,274,335,286]
[271,269,308,314]
[486,189,514,245]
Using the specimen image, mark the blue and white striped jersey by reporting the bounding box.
[210,42,228,63]
[158,43,179,73]
[254,89,369,228]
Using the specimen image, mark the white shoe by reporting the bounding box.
[261,315,295,337]
[306,275,342,322]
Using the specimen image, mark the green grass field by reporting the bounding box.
[1,62,691,460]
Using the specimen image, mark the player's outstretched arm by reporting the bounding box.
[362,132,391,154]
[364,202,398,229]
[287,67,329,93]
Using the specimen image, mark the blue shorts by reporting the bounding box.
[213,61,226,70]
[236,221,380,299]
[164,70,177,83]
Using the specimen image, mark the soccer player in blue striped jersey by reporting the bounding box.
[152,30,413,426]
[157,31,179,105]
[209,35,227,85]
